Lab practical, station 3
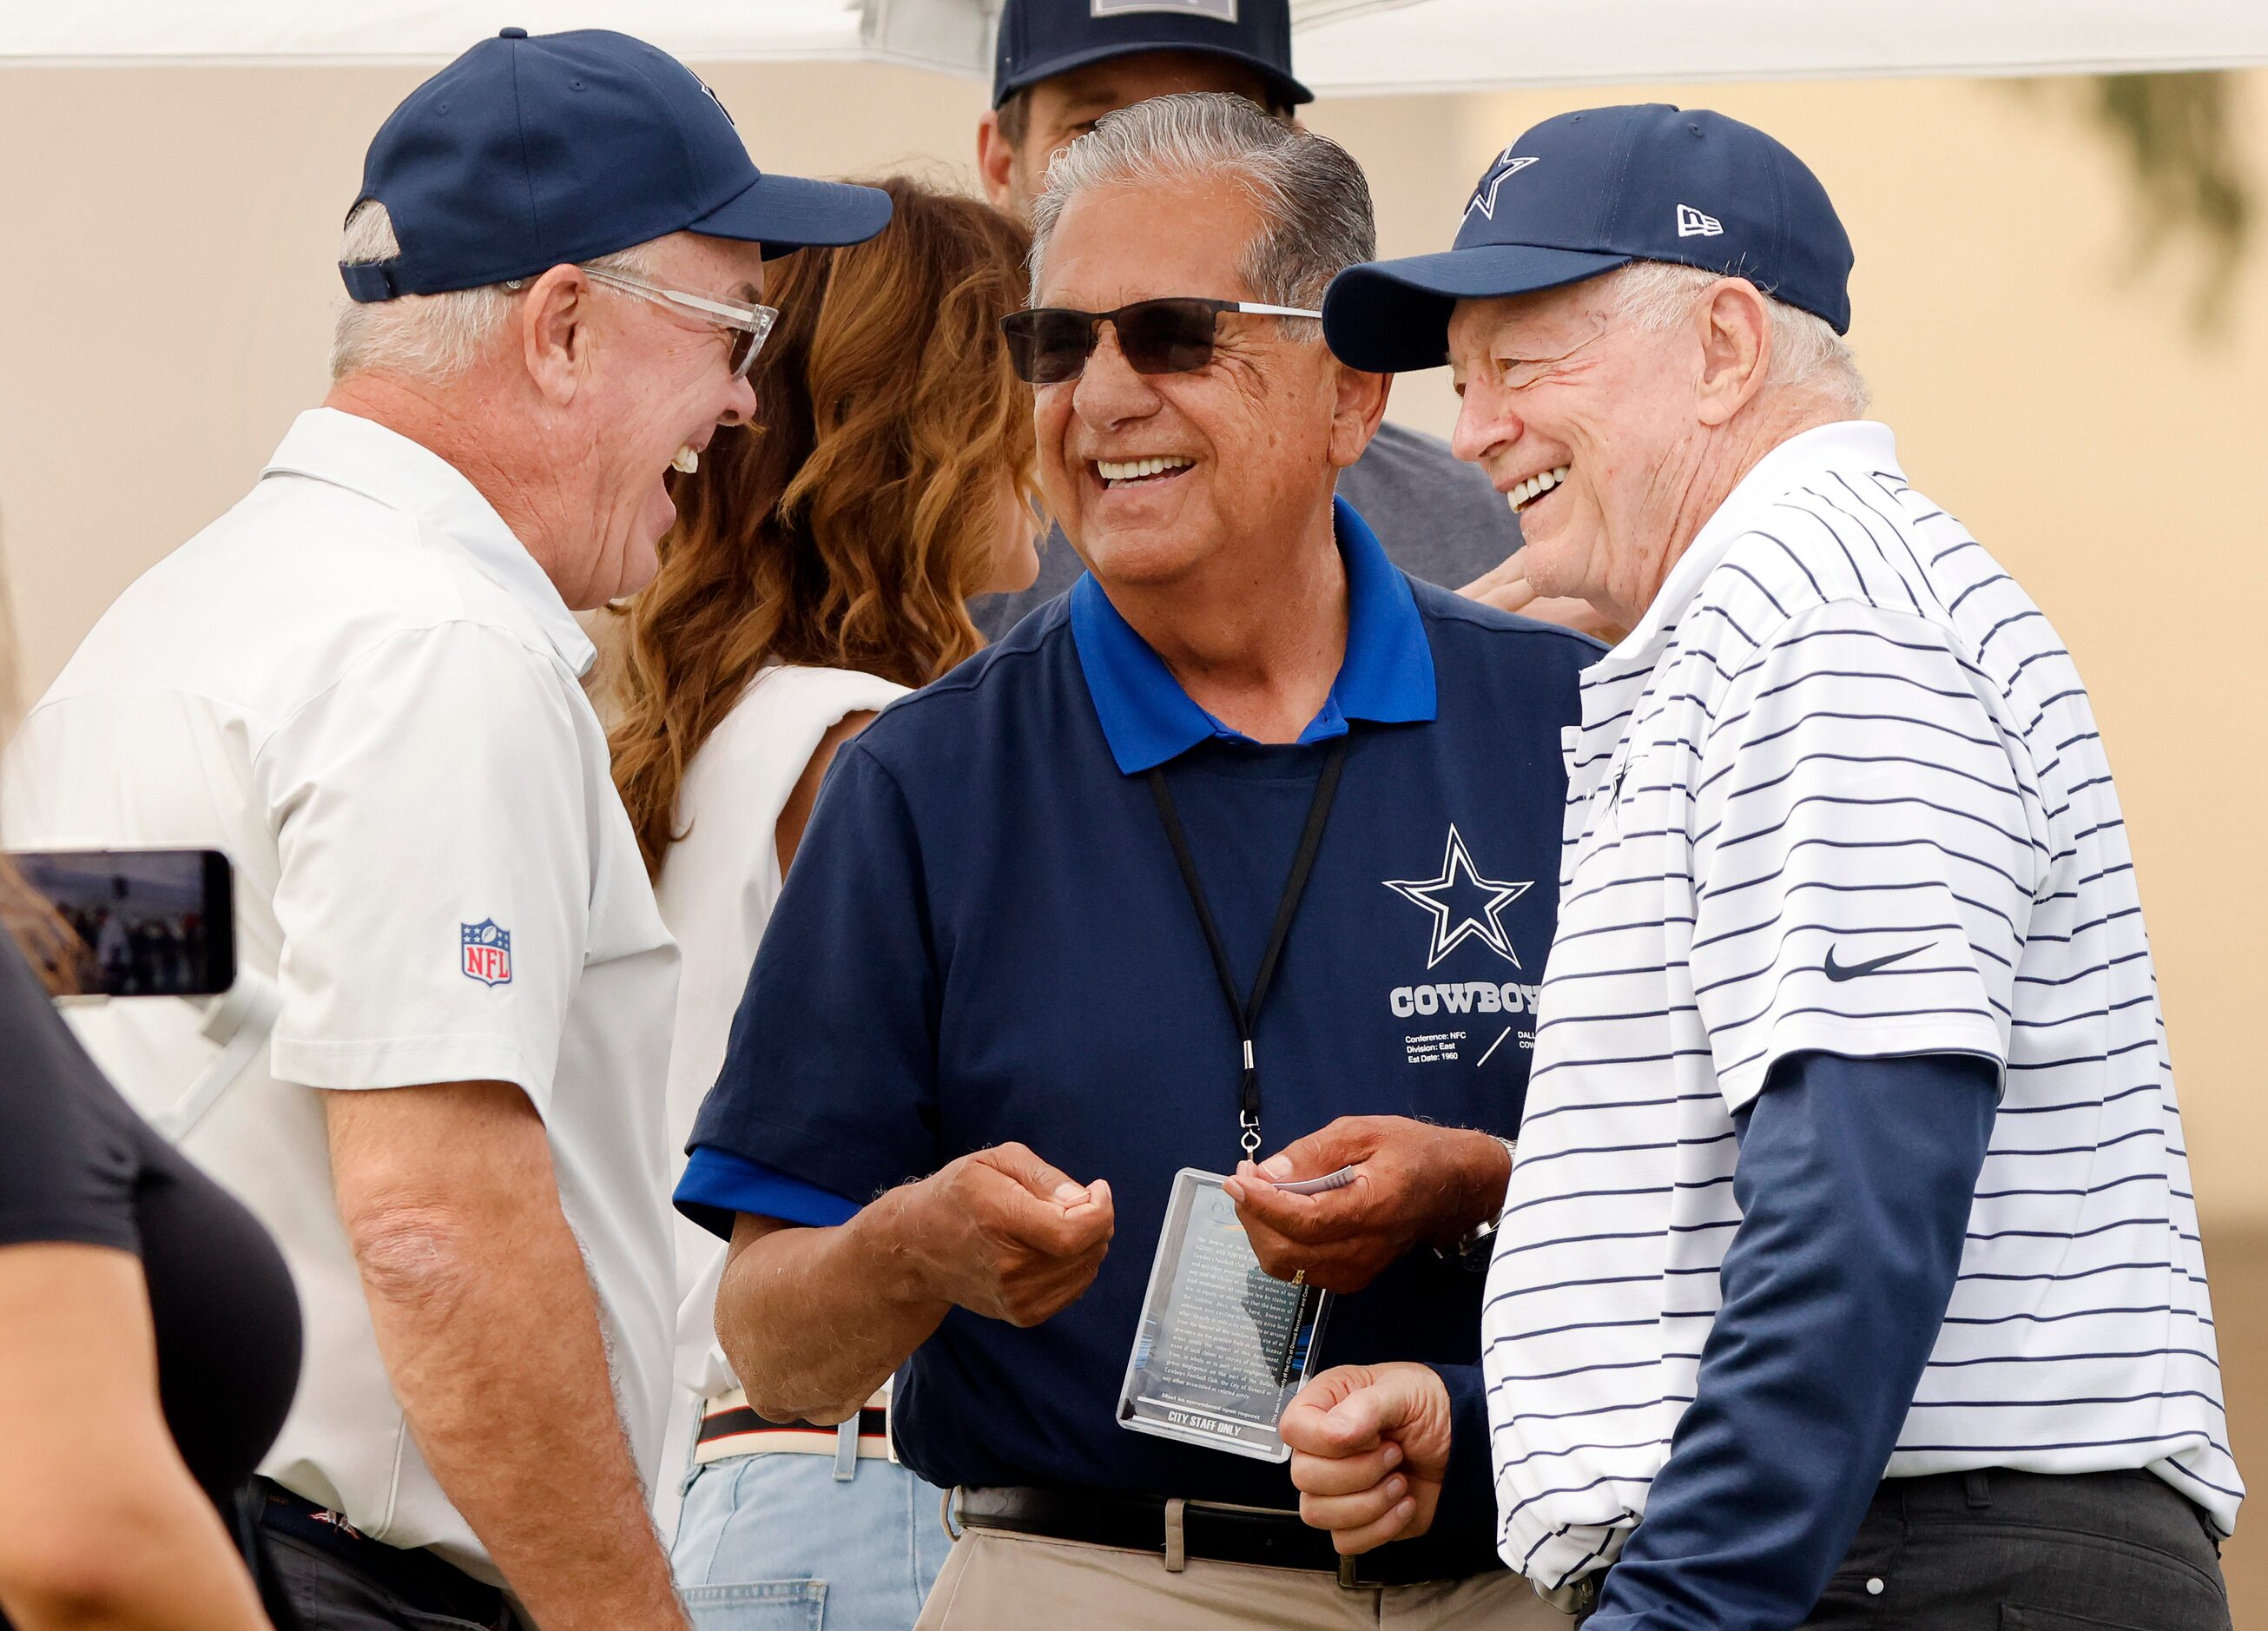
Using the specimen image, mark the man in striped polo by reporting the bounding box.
[1276,104,2238,1628]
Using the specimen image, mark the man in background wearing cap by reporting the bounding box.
[968,0,1604,640]
[3,29,888,1631]
[1281,105,2238,1628]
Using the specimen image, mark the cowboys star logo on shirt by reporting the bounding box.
[1384,826,1532,968]
[461,919,512,987]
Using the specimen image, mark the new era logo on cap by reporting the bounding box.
[1676,204,1724,238]
[1093,0,1237,17]
[1467,154,1539,221]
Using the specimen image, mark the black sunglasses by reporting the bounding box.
[1000,297,1323,386]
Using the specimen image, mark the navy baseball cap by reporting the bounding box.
[340,28,893,301]
[992,0,1310,110]
[1323,104,1854,373]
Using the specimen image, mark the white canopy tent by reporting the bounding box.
[6,0,2266,87]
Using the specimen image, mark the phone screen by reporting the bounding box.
[8,849,235,997]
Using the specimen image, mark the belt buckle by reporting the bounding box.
[1335,1552,1381,1592]
[1533,1573,1600,1617]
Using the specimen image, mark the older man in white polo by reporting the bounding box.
[3,29,888,1631]
[1281,105,2238,1629]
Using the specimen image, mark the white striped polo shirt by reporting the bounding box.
[1481,419,2239,1591]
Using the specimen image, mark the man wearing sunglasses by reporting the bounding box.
[5,28,888,1631]
[967,0,1606,643]
[679,94,1586,1629]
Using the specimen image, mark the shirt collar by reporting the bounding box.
[1586,419,1901,683]
[260,407,597,676]
[1070,496,1437,776]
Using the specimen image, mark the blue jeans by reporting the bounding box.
[672,1452,953,1631]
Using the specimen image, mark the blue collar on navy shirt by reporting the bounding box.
[1069,496,1438,776]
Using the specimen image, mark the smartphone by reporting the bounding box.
[8,848,235,997]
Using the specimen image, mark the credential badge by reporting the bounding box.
[461,919,513,987]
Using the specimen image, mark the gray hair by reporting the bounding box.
[330,201,660,384]
[1026,93,1375,340]
[1603,261,1869,416]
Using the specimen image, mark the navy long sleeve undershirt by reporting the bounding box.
[1421,1357,1500,1543]
[1583,1048,2000,1631]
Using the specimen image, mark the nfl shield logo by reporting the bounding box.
[461,919,512,987]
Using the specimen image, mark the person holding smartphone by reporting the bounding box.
[0,803,300,1620]
[3,28,890,1631]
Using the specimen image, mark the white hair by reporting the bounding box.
[1027,93,1375,340]
[330,201,661,384]
[1602,261,1869,416]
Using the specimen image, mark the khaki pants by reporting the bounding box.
[913,1527,1567,1630]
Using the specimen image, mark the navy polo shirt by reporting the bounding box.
[680,499,1594,1542]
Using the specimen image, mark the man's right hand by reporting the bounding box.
[900,1143,1114,1327]
[1282,1362,1455,1555]
[328,1081,692,1630]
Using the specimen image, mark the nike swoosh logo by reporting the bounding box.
[1823,941,1933,981]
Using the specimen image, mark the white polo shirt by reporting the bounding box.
[647,661,904,1535]
[2,407,680,1581]
[1483,420,2238,1592]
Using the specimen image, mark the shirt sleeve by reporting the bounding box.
[686,741,943,1204]
[0,937,140,1254]
[1687,603,2046,1113]
[1420,1359,1500,1546]
[675,1148,861,1238]
[1586,1049,1998,1630]
[258,622,594,1109]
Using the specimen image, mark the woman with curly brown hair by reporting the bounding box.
[609,175,1038,1631]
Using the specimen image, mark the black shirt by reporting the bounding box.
[0,936,300,1508]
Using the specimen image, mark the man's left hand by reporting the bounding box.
[1223,1117,1511,1294]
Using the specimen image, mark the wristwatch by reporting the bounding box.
[1437,1136,1518,1272]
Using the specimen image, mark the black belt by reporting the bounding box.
[953,1484,1504,1588]
[257,1480,512,1627]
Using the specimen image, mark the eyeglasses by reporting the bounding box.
[584,267,778,378]
[999,298,1322,386]
[504,267,779,378]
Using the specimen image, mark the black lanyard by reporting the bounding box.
[1145,736,1348,1159]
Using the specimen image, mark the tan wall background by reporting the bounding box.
[3,55,2264,1609]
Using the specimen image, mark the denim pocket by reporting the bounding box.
[686,1579,827,1630]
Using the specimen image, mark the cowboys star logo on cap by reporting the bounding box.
[696,75,735,127]
[1466,152,1539,221]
